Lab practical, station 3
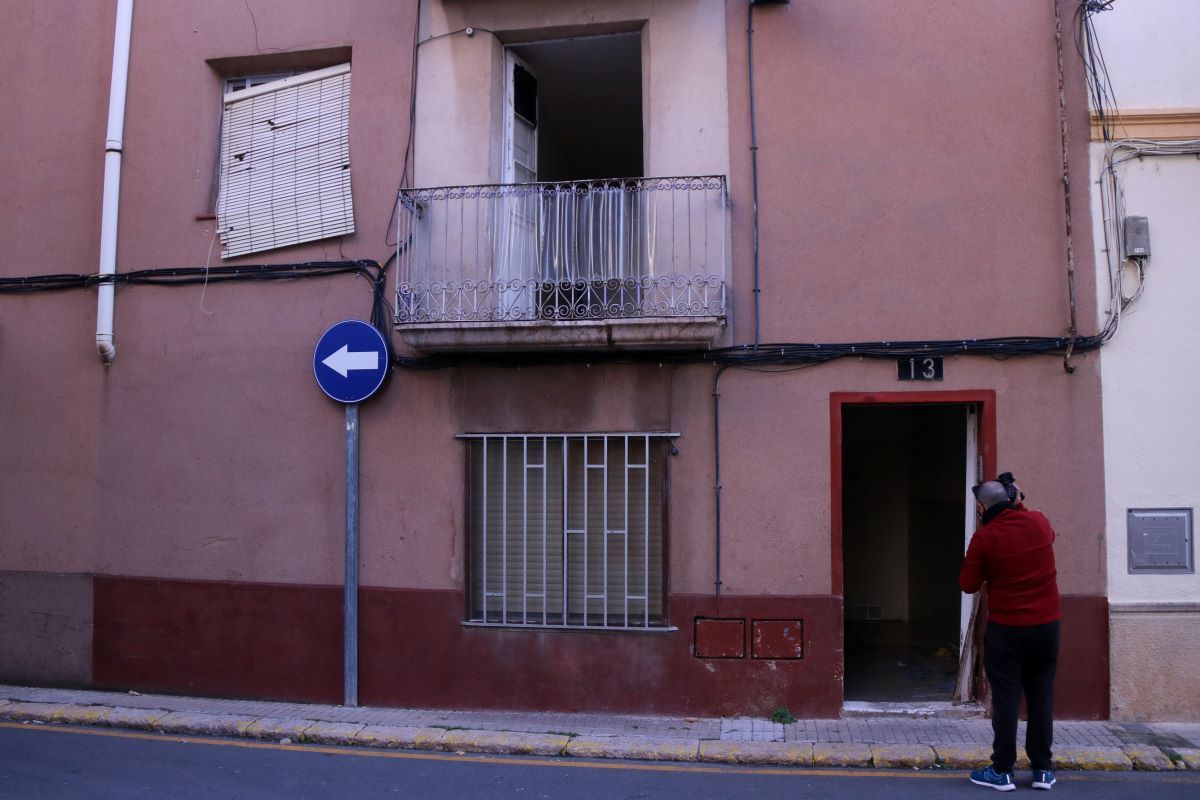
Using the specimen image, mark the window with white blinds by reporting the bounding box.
[464,434,669,629]
[216,63,354,258]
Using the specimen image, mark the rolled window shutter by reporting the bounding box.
[217,63,354,258]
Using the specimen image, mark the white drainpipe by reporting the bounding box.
[96,0,134,364]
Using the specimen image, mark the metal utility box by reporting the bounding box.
[1128,508,1193,574]
[1123,216,1151,258]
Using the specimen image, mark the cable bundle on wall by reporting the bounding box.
[1077,0,1199,344]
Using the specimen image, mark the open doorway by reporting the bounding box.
[496,33,646,320]
[506,32,643,182]
[840,403,977,703]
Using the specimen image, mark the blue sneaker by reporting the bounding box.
[970,765,1017,791]
[1032,769,1056,790]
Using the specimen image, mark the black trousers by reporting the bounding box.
[983,619,1060,773]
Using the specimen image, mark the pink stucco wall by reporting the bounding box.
[725,0,1098,345]
[1,0,1106,710]
[2,0,416,586]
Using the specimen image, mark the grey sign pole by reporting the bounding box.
[344,402,360,707]
[315,320,387,708]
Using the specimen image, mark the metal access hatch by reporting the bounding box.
[1127,508,1194,574]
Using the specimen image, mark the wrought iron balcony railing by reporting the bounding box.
[395,176,727,327]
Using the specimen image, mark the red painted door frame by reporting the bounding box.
[829,390,997,597]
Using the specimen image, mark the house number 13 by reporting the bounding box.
[897,356,944,381]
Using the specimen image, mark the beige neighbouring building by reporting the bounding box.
[1087,0,1200,720]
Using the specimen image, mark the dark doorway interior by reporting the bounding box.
[509,33,643,182]
[842,404,968,702]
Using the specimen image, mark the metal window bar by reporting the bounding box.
[521,436,528,623]
[541,435,549,625]
[642,434,650,627]
[463,433,674,630]
[623,436,630,625]
[583,436,593,626]
[480,438,488,623]
[501,437,508,624]
[397,177,727,325]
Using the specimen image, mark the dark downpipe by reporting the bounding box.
[1054,0,1079,373]
[712,365,729,609]
[747,2,763,351]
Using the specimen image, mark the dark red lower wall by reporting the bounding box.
[90,578,1109,718]
[1055,594,1109,720]
[359,591,843,717]
[92,576,342,704]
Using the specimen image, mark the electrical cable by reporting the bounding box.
[385,1,424,248]
[1097,138,1200,338]
[0,260,384,290]
[1075,1,1118,143]
[1077,2,1200,344]
[388,332,1106,373]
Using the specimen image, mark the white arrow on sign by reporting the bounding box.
[321,345,379,378]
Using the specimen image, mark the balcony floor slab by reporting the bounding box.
[396,316,725,353]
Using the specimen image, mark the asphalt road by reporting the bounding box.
[2,722,1198,800]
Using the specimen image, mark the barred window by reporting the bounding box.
[464,434,670,629]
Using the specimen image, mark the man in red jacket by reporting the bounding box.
[960,476,1061,792]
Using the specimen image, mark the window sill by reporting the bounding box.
[397,316,724,353]
[462,621,678,634]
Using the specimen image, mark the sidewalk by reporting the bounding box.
[3,684,1198,772]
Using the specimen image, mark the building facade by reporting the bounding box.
[2,1,1112,718]
[1086,0,1200,721]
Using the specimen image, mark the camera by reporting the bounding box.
[997,472,1025,503]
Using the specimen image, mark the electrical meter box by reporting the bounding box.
[1123,216,1151,258]
[1128,508,1193,574]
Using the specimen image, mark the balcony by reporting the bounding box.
[394,176,728,351]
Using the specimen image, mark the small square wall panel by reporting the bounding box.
[694,618,745,659]
[751,619,804,659]
[1128,508,1194,574]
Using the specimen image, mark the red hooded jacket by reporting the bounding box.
[959,503,1061,626]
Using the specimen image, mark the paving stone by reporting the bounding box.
[153,711,258,737]
[870,744,937,769]
[353,725,447,750]
[812,743,872,767]
[441,730,569,756]
[698,741,813,766]
[566,735,699,762]
[0,702,69,722]
[302,721,365,745]
[1055,746,1133,771]
[931,744,992,769]
[1122,745,1172,771]
[1173,748,1200,770]
[243,717,315,741]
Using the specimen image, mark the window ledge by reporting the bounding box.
[397,316,725,353]
[1110,602,1200,614]
[463,621,678,633]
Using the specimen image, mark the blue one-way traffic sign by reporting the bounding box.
[313,320,389,403]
